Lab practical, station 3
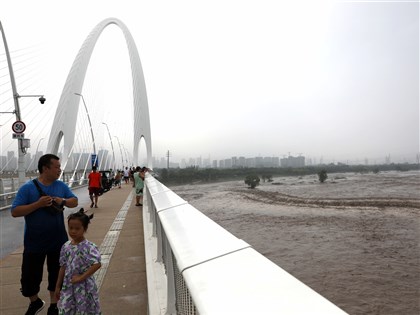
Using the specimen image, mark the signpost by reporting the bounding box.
[91,154,99,168]
[12,120,26,134]
[12,133,24,139]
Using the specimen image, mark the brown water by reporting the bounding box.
[171,170,420,315]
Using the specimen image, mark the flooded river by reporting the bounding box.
[171,170,420,315]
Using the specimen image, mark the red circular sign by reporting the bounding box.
[12,120,26,133]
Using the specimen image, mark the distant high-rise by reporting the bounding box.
[280,155,305,168]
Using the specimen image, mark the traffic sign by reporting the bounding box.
[12,133,25,139]
[12,121,26,133]
[91,154,99,168]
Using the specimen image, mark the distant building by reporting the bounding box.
[0,155,7,171]
[219,160,225,169]
[280,155,305,168]
[246,157,256,168]
[203,158,211,168]
[152,154,307,169]
[255,157,263,167]
[238,156,246,168]
[7,151,17,171]
[232,156,238,168]
[263,157,275,167]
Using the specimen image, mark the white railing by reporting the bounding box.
[0,176,89,211]
[143,174,348,315]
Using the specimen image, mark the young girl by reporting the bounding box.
[55,209,102,314]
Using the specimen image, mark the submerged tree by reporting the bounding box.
[318,169,328,183]
[245,174,260,188]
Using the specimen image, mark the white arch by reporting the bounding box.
[46,17,152,168]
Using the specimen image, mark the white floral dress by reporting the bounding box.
[58,239,101,315]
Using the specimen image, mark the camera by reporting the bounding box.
[38,96,46,104]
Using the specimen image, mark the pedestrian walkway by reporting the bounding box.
[0,182,147,314]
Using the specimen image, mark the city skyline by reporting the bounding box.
[2,148,415,173]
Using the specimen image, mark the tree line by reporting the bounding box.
[154,163,419,186]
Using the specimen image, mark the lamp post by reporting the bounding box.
[113,136,124,169]
[26,137,44,172]
[122,145,130,166]
[74,93,97,166]
[101,122,116,171]
[1,21,46,187]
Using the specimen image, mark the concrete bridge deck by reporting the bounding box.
[0,183,147,314]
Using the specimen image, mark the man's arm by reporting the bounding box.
[52,196,78,209]
[12,195,53,217]
[53,183,78,209]
[65,197,78,208]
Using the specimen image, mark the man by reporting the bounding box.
[11,154,78,315]
[88,165,102,208]
[123,166,130,184]
[114,170,122,188]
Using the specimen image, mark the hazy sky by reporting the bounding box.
[1,0,419,165]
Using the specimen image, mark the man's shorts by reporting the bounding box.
[21,251,60,297]
[89,187,102,196]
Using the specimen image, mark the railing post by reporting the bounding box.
[0,179,5,201]
[164,235,176,315]
[11,177,16,192]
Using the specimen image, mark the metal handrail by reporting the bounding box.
[0,178,89,211]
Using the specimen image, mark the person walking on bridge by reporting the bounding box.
[55,209,102,314]
[11,153,78,315]
[133,166,144,206]
[88,166,102,208]
[123,167,130,184]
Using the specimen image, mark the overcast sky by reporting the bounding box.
[0,0,419,165]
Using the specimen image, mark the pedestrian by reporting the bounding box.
[123,167,130,184]
[130,167,136,187]
[88,166,102,208]
[55,209,102,314]
[114,170,122,188]
[11,153,78,315]
[133,166,144,206]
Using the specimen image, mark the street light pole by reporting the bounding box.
[114,136,124,169]
[122,145,130,166]
[102,122,116,171]
[74,93,97,166]
[0,21,44,187]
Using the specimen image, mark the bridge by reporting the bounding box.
[0,18,347,314]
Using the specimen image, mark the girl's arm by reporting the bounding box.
[55,266,66,300]
[71,263,102,284]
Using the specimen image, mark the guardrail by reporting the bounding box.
[0,177,89,211]
[0,178,18,210]
[143,174,348,315]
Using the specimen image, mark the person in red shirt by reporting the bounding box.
[88,166,102,208]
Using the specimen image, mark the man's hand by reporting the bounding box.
[38,195,53,208]
[12,195,52,217]
[52,197,65,206]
